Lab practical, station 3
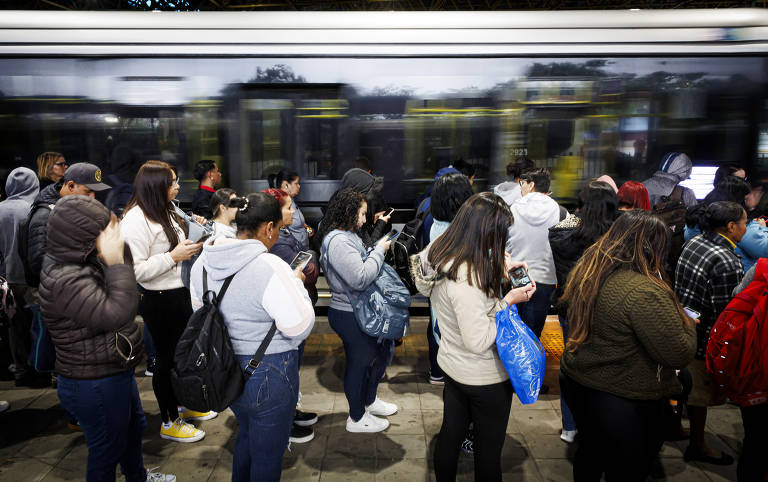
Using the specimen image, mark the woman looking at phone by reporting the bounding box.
[413,192,536,482]
[559,210,697,481]
[319,188,396,433]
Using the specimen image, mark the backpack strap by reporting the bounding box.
[670,185,684,202]
[244,322,277,377]
[755,258,768,282]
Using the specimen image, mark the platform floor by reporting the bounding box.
[0,318,744,481]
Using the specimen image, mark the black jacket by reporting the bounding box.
[25,183,61,287]
[548,216,593,314]
[39,195,142,379]
[191,186,214,219]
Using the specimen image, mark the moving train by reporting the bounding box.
[2,9,768,219]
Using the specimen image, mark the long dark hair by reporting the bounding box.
[318,188,365,241]
[688,177,750,228]
[576,179,618,243]
[427,192,512,298]
[124,160,186,249]
[560,210,691,352]
[268,170,299,190]
[431,173,474,222]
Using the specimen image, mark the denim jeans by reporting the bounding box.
[427,302,444,379]
[516,282,556,338]
[558,315,576,432]
[57,371,147,482]
[328,308,390,421]
[230,351,299,482]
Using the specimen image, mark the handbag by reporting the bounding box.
[495,303,546,404]
[322,232,411,342]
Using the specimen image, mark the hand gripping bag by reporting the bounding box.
[495,303,546,404]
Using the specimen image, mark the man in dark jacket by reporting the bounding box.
[24,163,111,288]
[38,195,174,482]
[191,159,221,219]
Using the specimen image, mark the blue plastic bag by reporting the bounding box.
[495,303,546,404]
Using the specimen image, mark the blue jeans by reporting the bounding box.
[57,371,146,482]
[230,351,299,482]
[516,282,556,339]
[427,302,444,379]
[328,308,390,421]
[558,315,576,432]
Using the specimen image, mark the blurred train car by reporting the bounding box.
[1,9,768,217]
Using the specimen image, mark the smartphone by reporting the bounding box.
[386,207,395,217]
[509,266,532,289]
[379,229,399,243]
[290,251,312,271]
[684,307,701,320]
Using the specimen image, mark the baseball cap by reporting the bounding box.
[62,163,111,191]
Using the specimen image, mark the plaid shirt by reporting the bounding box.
[675,231,743,359]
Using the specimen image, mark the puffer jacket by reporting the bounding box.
[38,195,142,379]
[548,215,591,313]
[24,183,61,287]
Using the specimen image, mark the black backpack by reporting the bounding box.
[387,200,430,295]
[653,185,687,269]
[171,267,276,412]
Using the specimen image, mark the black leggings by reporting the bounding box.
[434,375,514,482]
[738,403,768,482]
[139,287,192,424]
[560,371,665,482]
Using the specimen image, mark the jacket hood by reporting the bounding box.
[46,195,111,263]
[34,183,62,207]
[512,192,561,227]
[657,152,692,182]
[201,237,268,281]
[4,167,40,203]
[493,181,518,194]
[341,168,379,195]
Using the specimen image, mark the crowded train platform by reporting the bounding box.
[1,7,767,482]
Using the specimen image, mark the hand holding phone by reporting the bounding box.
[509,266,532,289]
[684,307,701,324]
[290,251,313,272]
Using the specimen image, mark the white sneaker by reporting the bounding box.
[0,401,8,413]
[146,467,176,481]
[560,429,577,443]
[366,397,397,416]
[346,411,389,433]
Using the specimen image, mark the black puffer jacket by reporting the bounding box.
[24,183,61,287]
[548,215,593,314]
[39,195,142,379]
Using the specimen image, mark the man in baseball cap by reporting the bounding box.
[60,162,112,196]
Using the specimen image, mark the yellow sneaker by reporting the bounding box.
[178,408,218,421]
[160,418,205,443]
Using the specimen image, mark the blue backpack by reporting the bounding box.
[322,233,410,342]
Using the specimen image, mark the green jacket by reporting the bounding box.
[561,269,697,400]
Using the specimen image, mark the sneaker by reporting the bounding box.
[144,358,156,377]
[428,374,445,385]
[146,467,176,482]
[0,401,8,413]
[366,397,398,416]
[294,409,318,427]
[160,418,205,443]
[560,429,577,443]
[289,424,315,443]
[460,437,474,454]
[346,412,389,433]
[178,408,218,421]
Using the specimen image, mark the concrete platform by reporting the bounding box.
[0,319,744,481]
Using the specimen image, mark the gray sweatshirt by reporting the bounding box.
[0,168,39,283]
[288,199,309,249]
[321,230,386,312]
[189,238,314,356]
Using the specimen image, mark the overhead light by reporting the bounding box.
[104,115,119,123]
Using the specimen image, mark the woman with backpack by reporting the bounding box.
[189,192,314,482]
[318,188,397,434]
[413,192,535,482]
[675,201,746,466]
[40,195,175,482]
[120,161,213,444]
[559,210,697,481]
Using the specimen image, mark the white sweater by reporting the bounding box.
[120,206,185,291]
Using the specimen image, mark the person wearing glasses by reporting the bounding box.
[36,151,67,189]
[38,195,175,482]
[120,161,211,444]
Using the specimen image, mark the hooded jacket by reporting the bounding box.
[505,192,561,285]
[493,181,522,207]
[38,196,142,379]
[0,168,39,284]
[642,152,698,208]
[340,167,389,247]
[189,237,314,356]
[25,183,62,287]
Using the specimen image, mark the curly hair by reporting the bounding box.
[318,188,366,241]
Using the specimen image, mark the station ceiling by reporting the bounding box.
[0,0,766,10]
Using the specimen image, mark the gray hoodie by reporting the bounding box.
[321,230,386,312]
[189,238,314,356]
[642,152,698,208]
[0,168,40,283]
[493,181,522,207]
[505,192,561,285]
